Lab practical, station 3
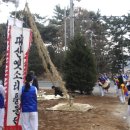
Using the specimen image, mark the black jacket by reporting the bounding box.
[32,76,39,90]
[54,87,63,97]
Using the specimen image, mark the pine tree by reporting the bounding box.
[63,34,97,94]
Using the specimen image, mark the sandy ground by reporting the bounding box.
[38,86,130,130]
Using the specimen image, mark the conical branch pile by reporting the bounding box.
[25,3,68,97]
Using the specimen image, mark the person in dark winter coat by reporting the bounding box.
[52,86,63,97]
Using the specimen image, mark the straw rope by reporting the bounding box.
[0,54,5,68]
[24,3,68,97]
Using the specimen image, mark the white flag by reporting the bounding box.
[4,23,32,128]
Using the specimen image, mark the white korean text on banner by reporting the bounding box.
[4,24,32,129]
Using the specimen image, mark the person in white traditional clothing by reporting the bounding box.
[98,75,106,96]
[0,81,5,130]
[124,74,130,126]
[117,73,128,103]
[113,74,119,96]
[18,74,38,130]
[125,74,130,93]
[98,74,110,96]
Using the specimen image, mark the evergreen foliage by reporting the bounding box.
[28,43,44,76]
[47,46,65,72]
[0,23,7,80]
[103,15,130,73]
[63,34,97,94]
[1,7,130,79]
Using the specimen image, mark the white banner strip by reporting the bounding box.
[4,25,32,126]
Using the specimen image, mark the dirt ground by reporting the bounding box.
[38,89,129,130]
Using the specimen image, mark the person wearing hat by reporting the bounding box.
[18,74,38,130]
[0,81,5,130]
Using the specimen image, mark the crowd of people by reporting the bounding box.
[0,70,63,130]
[1,70,130,129]
[98,73,129,98]
[98,72,130,120]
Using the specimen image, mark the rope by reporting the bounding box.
[0,53,5,68]
[24,3,68,98]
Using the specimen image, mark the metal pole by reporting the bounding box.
[90,32,93,48]
[13,0,19,26]
[13,6,17,26]
[64,8,67,51]
[70,0,74,39]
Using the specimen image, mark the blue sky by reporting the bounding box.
[0,0,130,23]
